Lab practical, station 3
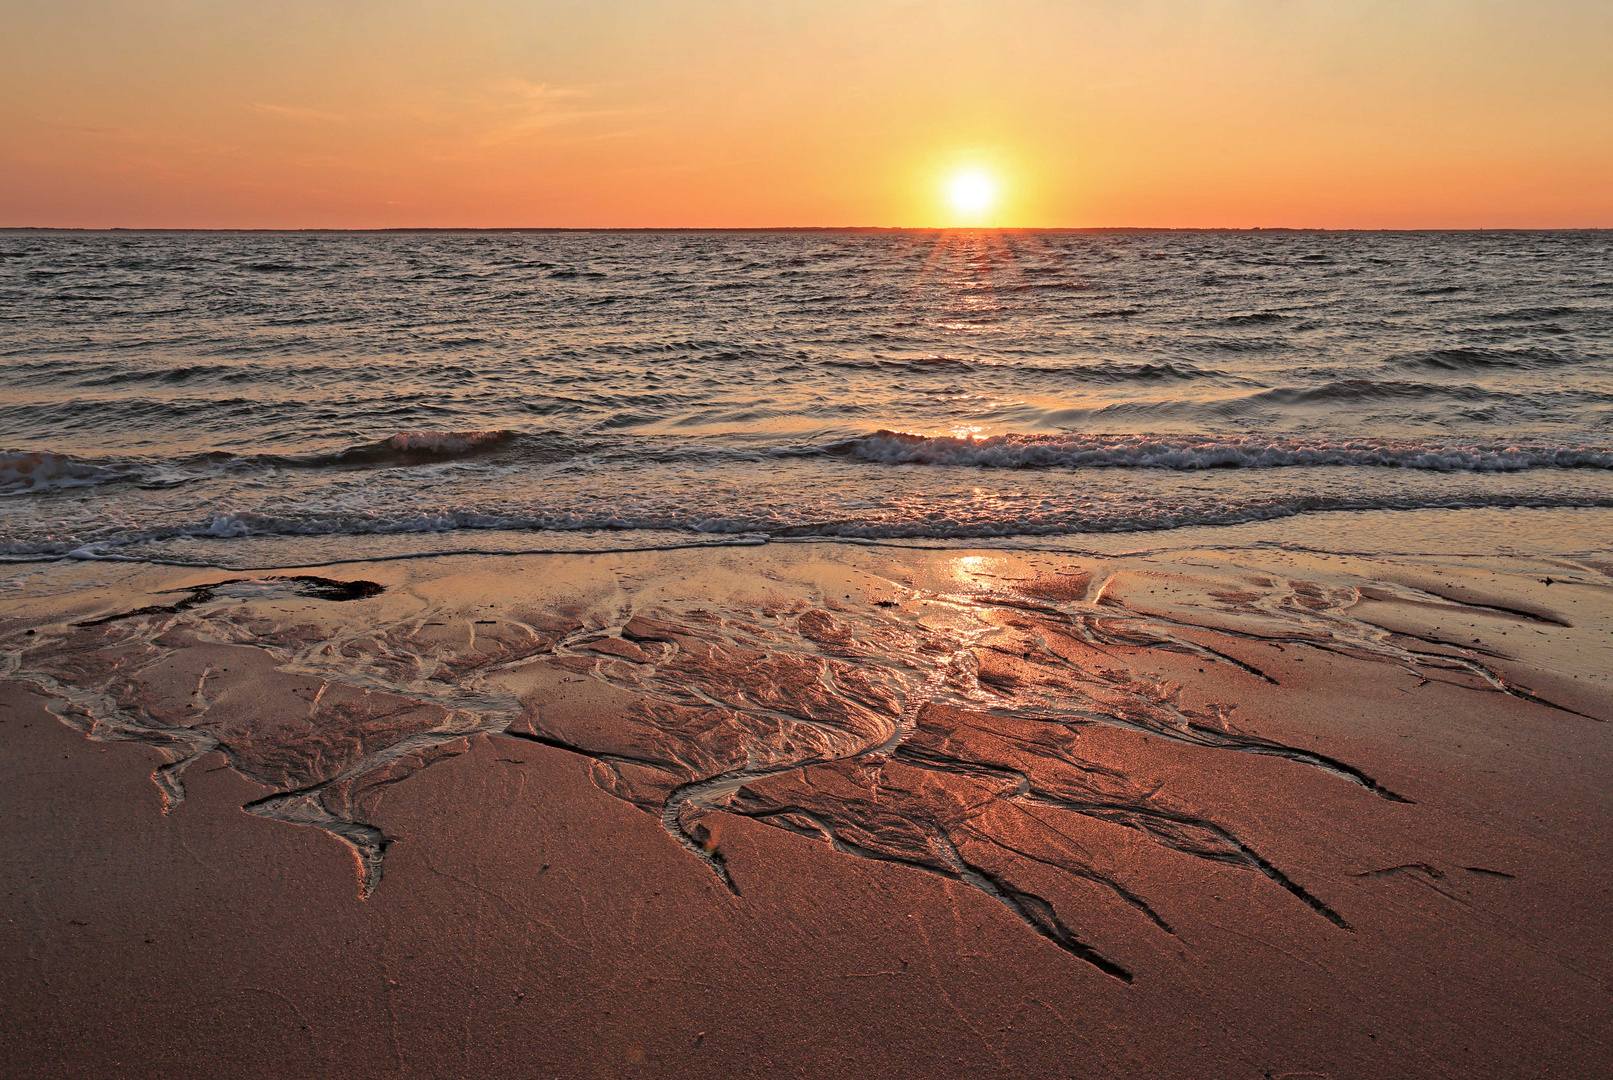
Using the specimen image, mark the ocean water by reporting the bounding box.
[2,228,1611,566]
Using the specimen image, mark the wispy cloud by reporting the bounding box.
[422,79,622,147]
[244,80,641,160]
[251,103,349,124]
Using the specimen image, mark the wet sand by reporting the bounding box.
[2,539,1611,1078]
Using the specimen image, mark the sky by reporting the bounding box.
[2,0,1610,229]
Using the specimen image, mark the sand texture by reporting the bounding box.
[2,542,1611,1078]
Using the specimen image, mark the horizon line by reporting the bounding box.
[2,225,1608,234]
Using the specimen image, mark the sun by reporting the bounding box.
[944,169,999,219]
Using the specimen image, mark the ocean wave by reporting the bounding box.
[298,429,518,467]
[0,450,136,495]
[1253,379,1498,404]
[0,430,526,494]
[817,431,1613,472]
[10,429,1613,498]
[1486,305,1579,322]
[1403,346,1579,371]
[8,491,1613,560]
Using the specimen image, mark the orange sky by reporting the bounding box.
[3,1,1610,229]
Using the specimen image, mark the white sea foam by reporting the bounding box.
[0,451,128,495]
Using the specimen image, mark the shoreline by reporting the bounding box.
[8,503,1613,573]
[3,530,1611,1077]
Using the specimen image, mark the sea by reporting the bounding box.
[3,228,1611,569]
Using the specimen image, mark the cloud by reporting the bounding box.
[242,81,635,162]
[419,79,606,147]
[252,103,349,124]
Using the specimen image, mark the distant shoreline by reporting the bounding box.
[2,225,1606,235]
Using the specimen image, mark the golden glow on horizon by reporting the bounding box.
[0,2,1609,228]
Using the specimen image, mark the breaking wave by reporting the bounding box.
[820,432,1613,472]
[288,429,518,468]
[0,451,139,495]
[1,430,524,495]
[8,491,1613,562]
[9,429,1613,502]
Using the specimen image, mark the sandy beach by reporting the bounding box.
[7,0,1612,1071]
[3,521,1610,1078]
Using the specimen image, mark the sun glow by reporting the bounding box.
[944,169,999,221]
